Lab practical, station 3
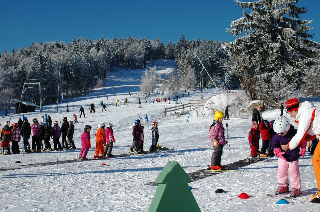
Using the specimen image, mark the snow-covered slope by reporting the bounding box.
[0,60,319,211]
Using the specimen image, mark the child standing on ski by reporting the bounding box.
[130,120,144,153]
[105,123,115,157]
[94,123,106,159]
[259,120,271,157]
[271,116,306,197]
[0,121,12,154]
[79,125,91,160]
[52,121,62,151]
[248,121,260,160]
[67,121,76,149]
[208,110,227,170]
[11,123,21,154]
[149,121,159,153]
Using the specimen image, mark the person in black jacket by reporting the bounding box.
[61,117,69,149]
[22,119,31,152]
[43,122,53,151]
[79,106,85,118]
[67,121,76,149]
[39,123,45,150]
[252,104,263,125]
[18,117,23,130]
[130,119,144,153]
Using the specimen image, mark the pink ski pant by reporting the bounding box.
[79,148,89,158]
[277,158,301,189]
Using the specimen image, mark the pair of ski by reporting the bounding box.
[266,193,301,199]
[205,168,244,172]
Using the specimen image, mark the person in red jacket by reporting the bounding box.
[1,121,12,154]
[259,120,271,157]
[248,121,259,160]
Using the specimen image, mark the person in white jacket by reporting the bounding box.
[281,98,320,202]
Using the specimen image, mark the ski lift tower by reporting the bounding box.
[19,80,42,112]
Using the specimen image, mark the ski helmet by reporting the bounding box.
[135,119,140,125]
[54,121,59,125]
[98,123,105,128]
[84,125,92,131]
[33,118,38,123]
[273,116,290,134]
[152,121,158,126]
[13,123,19,128]
[69,121,73,125]
[106,123,112,128]
[214,110,225,121]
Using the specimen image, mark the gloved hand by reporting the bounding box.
[274,148,286,160]
[299,148,306,158]
[212,139,219,147]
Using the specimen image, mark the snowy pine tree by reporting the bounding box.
[226,0,318,105]
[140,66,160,96]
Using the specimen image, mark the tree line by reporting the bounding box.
[1,0,319,114]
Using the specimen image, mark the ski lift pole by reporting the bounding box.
[226,123,229,139]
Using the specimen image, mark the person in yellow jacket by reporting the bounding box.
[94,123,106,159]
[281,98,320,203]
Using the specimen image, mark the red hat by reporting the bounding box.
[286,98,300,112]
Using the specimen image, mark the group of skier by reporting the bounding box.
[128,120,160,154]
[0,115,76,154]
[208,98,320,202]
[78,119,160,160]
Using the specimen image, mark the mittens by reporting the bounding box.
[274,148,286,160]
[299,148,306,158]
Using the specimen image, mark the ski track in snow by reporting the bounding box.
[1,60,319,211]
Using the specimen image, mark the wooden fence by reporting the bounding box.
[164,100,206,117]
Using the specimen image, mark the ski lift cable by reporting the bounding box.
[194,52,215,85]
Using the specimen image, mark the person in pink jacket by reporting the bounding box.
[105,123,115,157]
[208,110,228,170]
[52,121,62,151]
[79,125,91,160]
[31,118,42,152]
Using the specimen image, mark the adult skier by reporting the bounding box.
[281,98,320,202]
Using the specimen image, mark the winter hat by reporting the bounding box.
[286,98,300,112]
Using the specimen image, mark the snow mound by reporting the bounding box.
[203,90,251,118]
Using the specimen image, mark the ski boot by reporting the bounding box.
[275,185,289,195]
[289,188,300,198]
[311,191,320,203]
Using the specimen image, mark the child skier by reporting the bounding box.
[52,121,62,151]
[0,121,12,154]
[105,123,115,157]
[130,120,144,153]
[259,120,271,157]
[31,118,42,152]
[94,123,106,159]
[67,121,76,149]
[61,117,69,149]
[149,121,159,153]
[79,125,91,160]
[73,114,78,123]
[43,122,53,151]
[272,116,306,197]
[11,123,21,154]
[208,110,227,170]
[248,121,260,160]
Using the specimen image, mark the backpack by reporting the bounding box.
[209,121,217,131]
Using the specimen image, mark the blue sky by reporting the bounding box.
[1,0,319,53]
